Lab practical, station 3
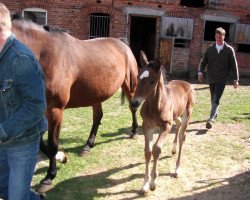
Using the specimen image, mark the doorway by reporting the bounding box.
[130,16,157,67]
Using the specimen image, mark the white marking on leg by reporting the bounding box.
[142,181,150,193]
[56,151,65,162]
[140,70,149,80]
[175,166,181,175]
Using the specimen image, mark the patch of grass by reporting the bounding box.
[32,84,250,200]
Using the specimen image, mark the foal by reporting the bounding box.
[130,51,195,194]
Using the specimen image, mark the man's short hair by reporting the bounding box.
[215,27,226,36]
[0,3,11,31]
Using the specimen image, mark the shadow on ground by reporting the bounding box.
[168,171,250,200]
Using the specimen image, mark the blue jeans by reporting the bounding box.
[0,139,41,200]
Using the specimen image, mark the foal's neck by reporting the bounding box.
[149,73,166,104]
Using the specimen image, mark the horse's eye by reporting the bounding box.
[150,80,155,85]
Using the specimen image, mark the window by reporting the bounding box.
[89,13,110,39]
[22,8,47,25]
[161,17,193,40]
[203,21,235,42]
[237,44,250,53]
[180,0,206,7]
[174,39,190,48]
[209,0,219,5]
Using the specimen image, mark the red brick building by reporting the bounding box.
[4,0,250,78]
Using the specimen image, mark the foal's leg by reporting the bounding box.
[172,117,182,155]
[40,107,64,185]
[150,123,172,191]
[174,108,192,178]
[80,103,103,156]
[141,125,154,194]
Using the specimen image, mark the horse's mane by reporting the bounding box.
[11,13,67,34]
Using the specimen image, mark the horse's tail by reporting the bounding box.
[121,91,126,106]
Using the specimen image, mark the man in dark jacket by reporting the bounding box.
[198,27,239,129]
[0,3,47,200]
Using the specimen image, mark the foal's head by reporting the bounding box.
[130,51,162,109]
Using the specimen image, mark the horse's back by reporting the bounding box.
[67,37,138,107]
[167,80,195,116]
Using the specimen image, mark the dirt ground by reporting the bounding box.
[97,121,250,200]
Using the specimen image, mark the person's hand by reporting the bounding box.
[234,80,239,89]
[198,73,204,83]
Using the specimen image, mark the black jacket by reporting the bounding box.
[199,42,239,83]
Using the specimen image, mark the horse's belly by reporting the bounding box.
[66,81,122,108]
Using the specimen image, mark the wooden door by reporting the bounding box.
[159,38,173,73]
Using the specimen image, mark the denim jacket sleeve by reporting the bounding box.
[0,55,46,139]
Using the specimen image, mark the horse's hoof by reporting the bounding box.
[171,150,176,155]
[79,149,90,157]
[37,183,53,193]
[140,189,149,196]
[150,185,156,191]
[130,133,138,140]
[61,155,67,164]
[55,151,67,164]
[173,173,179,178]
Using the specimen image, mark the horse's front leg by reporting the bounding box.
[80,103,103,156]
[150,123,172,191]
[40,108,64,186]
[141,125,154,195]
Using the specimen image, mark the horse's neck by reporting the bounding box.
[147,74,166,108]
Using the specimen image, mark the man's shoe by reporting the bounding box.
[39,193,47,200]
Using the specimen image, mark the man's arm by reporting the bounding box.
[229,48,239,89]
[0,56,46,140]
[198,50,208,83]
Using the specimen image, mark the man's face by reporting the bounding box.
[215,33,225,45]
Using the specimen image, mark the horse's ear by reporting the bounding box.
[140,50,149,67]
[151,59,161,72]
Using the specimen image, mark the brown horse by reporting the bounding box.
[130,51,195,194]
[11,18,139,185]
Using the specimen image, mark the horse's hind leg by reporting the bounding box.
[174,108,192,178]
[172,117,182,155]
[40,108,64,186]
[129,105,138,139]
[121,86,139,139]
[80,103,103,156]
[150,123,172,191]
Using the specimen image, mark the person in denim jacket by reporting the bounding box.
[0,4,47,200]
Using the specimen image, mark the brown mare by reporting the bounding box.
[130,51,195,194]
[11,17,139,185]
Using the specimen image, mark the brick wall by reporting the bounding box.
[2,0,250,76]
[172,47,190,72]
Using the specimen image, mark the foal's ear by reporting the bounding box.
[140,50,149,67]
[151,59,161,72]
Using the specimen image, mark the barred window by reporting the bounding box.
[174,38,190,48]
[89,13,110,39]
